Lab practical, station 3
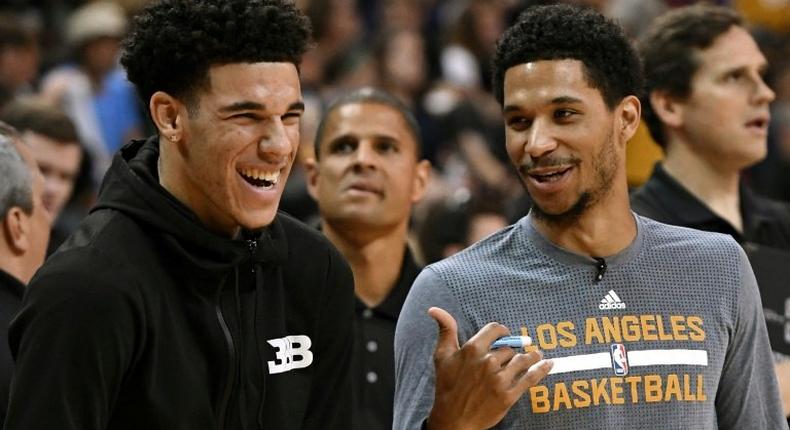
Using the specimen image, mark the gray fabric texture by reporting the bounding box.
[394,213,787,430]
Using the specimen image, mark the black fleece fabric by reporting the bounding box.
[5,137,355,430]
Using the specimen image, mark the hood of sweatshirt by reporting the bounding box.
[92,137,288,280]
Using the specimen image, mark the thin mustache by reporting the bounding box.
[518,156,581,175]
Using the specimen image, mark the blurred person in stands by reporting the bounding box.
[0,12,39,106]
[0,98,84,252]
[0,122,50,426]
[4,1,354,428]
[305,87,430,430]
[39,1,142,185]
[631,5,790,420]
[417,190,508,265]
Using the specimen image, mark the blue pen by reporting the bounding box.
[491,335,532,349]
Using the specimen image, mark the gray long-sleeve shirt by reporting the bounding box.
[394,213,787,429]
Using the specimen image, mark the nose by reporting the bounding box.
[753,74,775,105]
[524,119,558,160]
[258,117,293,160]
[352,140,378,171]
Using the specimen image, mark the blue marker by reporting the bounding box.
[491,335,532,350]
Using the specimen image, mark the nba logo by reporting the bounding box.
[610,344,629,376]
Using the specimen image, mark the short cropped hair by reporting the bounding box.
[0,122,32,220]
[491,4,642,110]
[638,5,742,148]
[120,0,311,111]
[0,98,80,144]
[313,87,422,160]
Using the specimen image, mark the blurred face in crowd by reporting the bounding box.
[671,25,774,171]
[503,60,638,223]
[0,42,39,90]
[22,131,81,218]
[80,36,122,77]
[13,141,51,282]
[163,62,303,236]
[307,102,429,235]
[382,30,427,95]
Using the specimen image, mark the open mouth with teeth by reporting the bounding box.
[239,167,280,190]
[528,166,573,183]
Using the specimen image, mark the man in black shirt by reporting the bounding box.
[305,87,430,430]
[0,124,50,426]
[631,5,790,417]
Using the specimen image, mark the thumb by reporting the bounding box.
[428,307,459,360]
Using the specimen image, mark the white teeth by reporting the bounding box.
[239,168,280,185]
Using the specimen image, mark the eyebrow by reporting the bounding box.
[218,100,305,113]
[329,133,399,144]
[503,96,584,113]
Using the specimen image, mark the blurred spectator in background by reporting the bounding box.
[631,4,790,419]
[0,122,50,427]
[0,98,85,253]
[305,88,430,430]
[417,189,508,265]
[39,1,142,185]
[0,12,40,107]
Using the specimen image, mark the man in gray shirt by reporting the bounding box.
[394,4,787,429]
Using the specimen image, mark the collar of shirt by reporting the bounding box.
[355,247,421,320]
[0,269,25,299]
[635,163,790,248]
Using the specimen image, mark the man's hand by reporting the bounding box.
[426,307,553,430]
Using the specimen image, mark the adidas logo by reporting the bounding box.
[599,290,626,310]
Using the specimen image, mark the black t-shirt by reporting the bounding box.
[351,248,420,430]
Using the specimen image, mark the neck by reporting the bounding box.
[158,150,239,237]
[663,139,742,231]
[532,179,636,258]
[322,220,408,307]
[0,251,29,285]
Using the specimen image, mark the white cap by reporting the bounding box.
[66,1,127,47]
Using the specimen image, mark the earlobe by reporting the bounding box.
[303,158,320,200]
[411,159,432,203]
[150,91,183,142]
[649,90,683,128]
[618,95,641,142]
[3,207,29,254]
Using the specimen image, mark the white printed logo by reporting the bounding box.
[267,335,314,374]
[599,290,626,310]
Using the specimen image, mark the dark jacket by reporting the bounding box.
[5,137,355,430]
[0,269,23,427]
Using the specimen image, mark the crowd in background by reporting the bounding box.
[0,0,788,262]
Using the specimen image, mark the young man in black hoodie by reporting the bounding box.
[4,1,355,429]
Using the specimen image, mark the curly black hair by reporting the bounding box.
[491,4,642,110]
[121,0,311,110]
[638,5,741,148]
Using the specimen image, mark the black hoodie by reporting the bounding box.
[5,137,355,430]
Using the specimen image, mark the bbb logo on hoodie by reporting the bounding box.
[267,335,314,374]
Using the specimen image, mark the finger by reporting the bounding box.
[428,307,460,361]
[488,346,517,367]
[498,350,544,382]
[511,356,554,395]
[465,321,511,355]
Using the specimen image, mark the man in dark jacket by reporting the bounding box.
[4,1,355,429]
[0,123,50,426]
